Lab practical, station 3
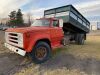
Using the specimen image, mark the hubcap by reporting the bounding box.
[35,47,47,60]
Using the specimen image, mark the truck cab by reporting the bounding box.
[5,18,64,63]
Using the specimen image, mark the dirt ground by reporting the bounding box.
[0,30,100,75]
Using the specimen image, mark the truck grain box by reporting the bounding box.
[44,5,90,33]
[4,5,90,64]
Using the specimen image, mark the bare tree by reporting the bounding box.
[27,12,33,26]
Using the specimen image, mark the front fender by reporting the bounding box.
[26,33,51,52]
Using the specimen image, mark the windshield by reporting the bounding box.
[31,19,50,27]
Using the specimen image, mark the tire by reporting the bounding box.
[62,37,70,46]
[78,34,85,45]
[75,34,85,45]
[30,41,51,64]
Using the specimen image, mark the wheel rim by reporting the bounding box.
[35,47,47,60]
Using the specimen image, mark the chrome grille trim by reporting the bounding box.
[5,32,23,48]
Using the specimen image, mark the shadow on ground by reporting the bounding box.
[39,52,100,75]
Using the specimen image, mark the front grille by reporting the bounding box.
[8,33,18,44]
[5,32,23,47]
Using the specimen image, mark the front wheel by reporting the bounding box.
[30,42,51,64]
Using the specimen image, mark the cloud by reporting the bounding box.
[74,0,100,21]
[75,0,100,10]
[23,7,54,19]
[0,0,31,18]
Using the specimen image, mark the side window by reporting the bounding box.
[53,20,58,27]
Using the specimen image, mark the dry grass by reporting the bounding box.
[15,35,100,75]
[67,36,100,59]
[15,66,87,75]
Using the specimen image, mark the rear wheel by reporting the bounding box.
[30,41,51,64]
[75,34,85,45]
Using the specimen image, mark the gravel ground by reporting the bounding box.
[0,30,100,75]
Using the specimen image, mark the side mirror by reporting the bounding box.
[59,19,63,27]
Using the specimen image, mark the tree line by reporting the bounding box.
[8,9,32,27]
[8,9,24,27]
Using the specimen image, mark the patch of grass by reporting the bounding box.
[67,36,100,59]
[15,67,87,75]
[52,46,68,56]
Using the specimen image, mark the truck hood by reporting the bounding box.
[6,26,50,33]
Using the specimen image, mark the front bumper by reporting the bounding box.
[5,43,26,56]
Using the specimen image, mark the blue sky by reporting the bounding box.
[0,0,100,22]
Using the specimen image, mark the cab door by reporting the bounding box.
[50,20,63,47]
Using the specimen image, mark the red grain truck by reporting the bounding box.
[5,5,90,63]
